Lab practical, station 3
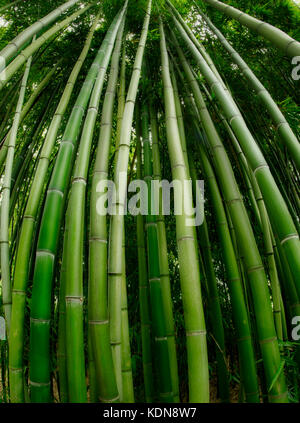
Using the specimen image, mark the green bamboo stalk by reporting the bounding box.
[171,35,288,401]
[0,63,60,170]
[108,0,152,400]
[120,233,134,402]
[194,134,260,402]
[88,10,127,403]
[160,18,209,403]
[196,8,300,171]
[166,0,225,87]
[64,5,127,403]
[200,0,300,57]
[0,0,23,14]
[9,12,101,403]
[135,104,154,403]
[28,10,123,402]
[0,3,92,91]
[0,42,33,335]
[189,158,230,402]
[173,14,300,310]
[0,0,81,71]
[149,104,179,402]
[141,100,173,402]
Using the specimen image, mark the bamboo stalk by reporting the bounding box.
[108,0,152,400]
[160,18,209,403]
[0,3,92,91]
[196,8,300,171]
[88,7,127,403]
[171,35,288,401]
[9,12,101,403]
[135,103,154,402]
[0,42,33,336]
[200,0,300,57]
[172,14,300,309]
[28,10,123,402]
[0,0,81,71]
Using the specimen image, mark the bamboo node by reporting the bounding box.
[88,319,109,325]
[186,330,207,337]
[259,336,277,345]
[280,233,299,245]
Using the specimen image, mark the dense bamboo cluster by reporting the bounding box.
[0,0,299,404]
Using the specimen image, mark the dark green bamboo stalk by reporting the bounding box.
[28,10,124,402]
[9,12,100,403]
[141,100,173,402]
[172,14,300,306]
[194,135,260,403]
[135,105,154,402]
[0,44,33,335]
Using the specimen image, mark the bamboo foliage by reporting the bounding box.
[0,4,92,91]
[0,0,81,71]
[201,0,300,57]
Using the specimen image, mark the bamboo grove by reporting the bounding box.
[0,0,299,403]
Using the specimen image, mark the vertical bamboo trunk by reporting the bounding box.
[89,8,127,403]
[172,36,288,400]
[9,13,100,403]
[28,10,124,401]
[1,43,33,334]
[150,104,179,402]
[160,18,209,403]
[141,100,174,402]
[108,0,152,400]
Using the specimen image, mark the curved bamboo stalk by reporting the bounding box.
[64,5,127,403]
[0,3,92,91]
[135,104,154,402]
[9,12,101,403]
[172,14,300,307]
[171,35,288,401]
[200,0,300,57]
[28,10,122,402]
[160,18,209,403]
[0,0,81,71]
[0,41,33,335]
[197,8,300,171]
[0,62,60,170]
